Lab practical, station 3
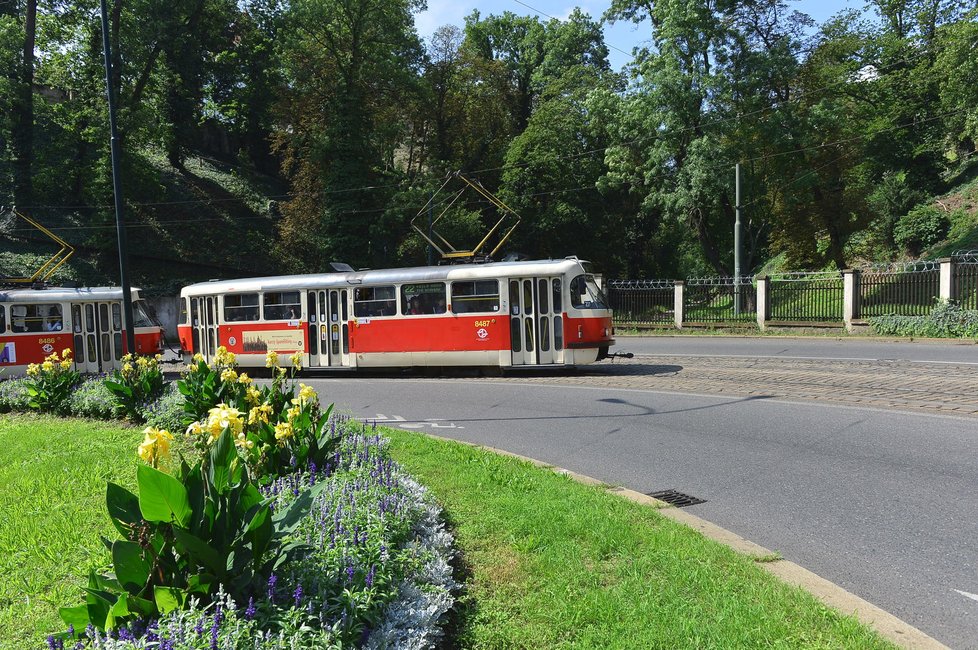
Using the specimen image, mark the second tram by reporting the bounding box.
[178,258,614,370]
[0,286,165,375]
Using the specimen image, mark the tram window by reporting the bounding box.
[354,286,396,317]
[72,305,82,333]
[538,279,549,314]
[451,280,500,314]
[263,291,301,321]
[554,315,563,350]
[11,304,63,332]
[224,293,260,322]
[570,275,608,309]
[552,278,562,313]
[133,300,155,327]
[191,298,199,326]
[179,298,189,325]
[401,283,446,315]
[0,305,5,333]
[112,303,122,331]
[99,304,109,332]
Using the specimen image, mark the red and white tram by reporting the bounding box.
[0,286,164,375]
[178,258,615,370]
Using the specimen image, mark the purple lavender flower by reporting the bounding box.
[366,565,375,587]
[293,584,303,607]
[245,596,256,620]
[346,564,355,582]
[267,573,278,602]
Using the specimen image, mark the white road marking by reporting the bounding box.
[368,414,461,430]
[954,589,978,603]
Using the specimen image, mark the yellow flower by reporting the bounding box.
[61,348,73,359]
[287,405,301,422]
[234,432,254,450]
[245,386,262,405]
[192,353,205,363]
[60,360,72,371]
[41,361,54,372]
[220,368,238,383]
[45,353,58,363]
[186,421,204,437]
[121,362,134,376]
[136,356,149,369]
[277,366,286,377]
[237,373,252,385]
[207,403,244,435]
[291,352,303,369]
[137,427,173,465]
[26,363,40,377]
[265,351,279,368]
[248,402,274,425]
[292,384,319,404]
[274,421,294,444]
[215,346,236,367]
[155,353,163,361]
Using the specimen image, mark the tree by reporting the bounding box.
[275,0,424,271]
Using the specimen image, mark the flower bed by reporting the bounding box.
[52,425,456,650]
[40,348,456,649]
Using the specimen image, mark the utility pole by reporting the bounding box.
[734,163,742,316]
[100,0,135,355]
[427,190,434,266]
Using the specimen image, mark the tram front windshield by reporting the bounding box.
[133,300,155,327]
[570,275,607,310]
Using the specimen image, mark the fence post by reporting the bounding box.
[674,281,684,329]
[756,276,768,330]
[939,258,954,301]
[843,269,858,331]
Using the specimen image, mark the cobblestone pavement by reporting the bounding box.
[489,355,978,417]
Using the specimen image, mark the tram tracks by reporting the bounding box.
[486,354,978,417]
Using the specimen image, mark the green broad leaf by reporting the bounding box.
[59,604,91,631]
[272,481,326,536]
[247,508,274,564]
[137,465,191,527]
[106,482,142,538]
[112,541,151,593]
[105,594,130,629]
[207,430,235,494]
[187,573,214,595]
[126,594,156,618]
[239,483,263,513]
[104,380,134,398]
[172,528,226,578]
[154,586,186,614]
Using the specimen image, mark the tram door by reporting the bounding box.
[509,277,563,366]
[70,302,124,373]
[190,296,219,361]
[308,290,350,367]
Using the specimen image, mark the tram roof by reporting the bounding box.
[180,258,589,296]
[0,286,142,303]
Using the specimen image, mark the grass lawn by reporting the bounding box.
[384,428,895,649]
[0,415,142,649]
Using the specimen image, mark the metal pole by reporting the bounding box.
[100,0,136,355]
[427,190,433,266]
[734,163,742,316]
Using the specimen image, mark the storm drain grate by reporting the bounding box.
[647,489,706,508]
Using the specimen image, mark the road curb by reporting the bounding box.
[417,432,949,650]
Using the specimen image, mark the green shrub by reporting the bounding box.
[140,383,186,431]
[0,377,31,413]
[104,353,165,421]
[25,350,82,414]
[894,205,951,255]
[868,299,978,338]
[68,376,119,419]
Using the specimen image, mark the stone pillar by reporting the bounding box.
[756,276,768,330]
[843,269,859,331]
[674,281,684,329]
[939,258,954,301]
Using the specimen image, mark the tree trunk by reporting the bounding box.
[13,0,37,209]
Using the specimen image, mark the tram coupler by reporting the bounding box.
[606,351,634,362]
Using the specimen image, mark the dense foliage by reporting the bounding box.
[1,0,976,284]
[869,299,978,337]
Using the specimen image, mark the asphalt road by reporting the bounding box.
[304,347,978,648]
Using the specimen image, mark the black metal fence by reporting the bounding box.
[607,280,675,326]
[954,252,978,310]
[857,262,940,317]
[683,277,756,323]
[769,272,844,322]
